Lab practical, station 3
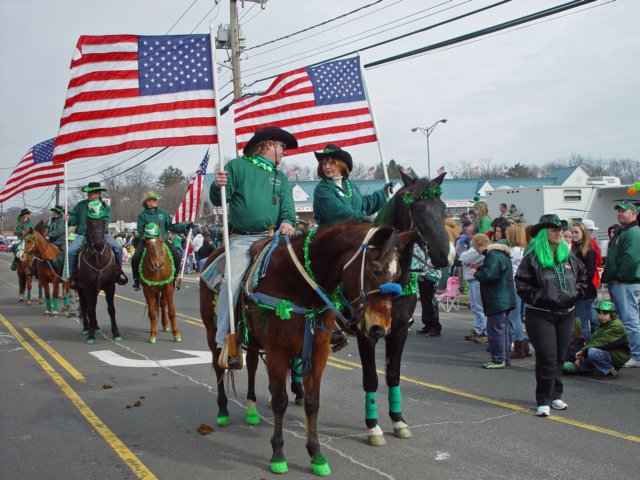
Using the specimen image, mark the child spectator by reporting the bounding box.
[562,318,585,374]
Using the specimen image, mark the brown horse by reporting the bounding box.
[20,226,65,316]
[16,250,36,305]
[139,234,180,343]
[200,222,415,476]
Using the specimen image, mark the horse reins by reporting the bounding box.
[81,231,114,290]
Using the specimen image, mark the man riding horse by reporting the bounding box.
[131,192,190,291]
[66,182,128,288]
[47,205,66,249]
[10,208,33,271]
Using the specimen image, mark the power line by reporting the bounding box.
[166,0,203,34]
[190,1,221,33]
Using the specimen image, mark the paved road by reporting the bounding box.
[1,253,638,480]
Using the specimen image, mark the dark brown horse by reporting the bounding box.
[77,216,121,344]
[139,233,180,343]
[200,222,415,476]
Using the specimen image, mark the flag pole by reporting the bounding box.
[357,52,390,186]
[175,224,193,289]
[209,22,236,337]
[63,163,69,280]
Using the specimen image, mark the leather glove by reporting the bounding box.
[187,223,195,232]
[383,182,394,196]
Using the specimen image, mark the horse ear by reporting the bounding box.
[432,171,447,185]
[396,230,418,253]
[399,170,415,187]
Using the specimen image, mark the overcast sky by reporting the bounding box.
[1,0,638,210]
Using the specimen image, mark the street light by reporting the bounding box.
[411,118,447,178]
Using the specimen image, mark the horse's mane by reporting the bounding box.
[374,177,434,227]
[35,220,49,233]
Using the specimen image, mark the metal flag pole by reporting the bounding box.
[63,163,69,280]
[358,52,390,186]
[209,22,236,338]
[176,223,194,289]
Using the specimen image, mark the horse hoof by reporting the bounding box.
[27,300,32,306]
[311,455,331,477]
[149,338,157,344]
[39,299,44,304]
[367,425,386,447]
[294,397,304,406]
[392,421,412,439]
[51,311,59,316]
[162,326,170,332]
[113,336,123,343]
[44,311,51,316]
[18,298,24,303]
[216,415,230,427]
[95,328,101,334]
[270,459,289,475]
[87,338,96,345]
[173,336,182,343]
[246,406,260,425]
[82,329,89,335]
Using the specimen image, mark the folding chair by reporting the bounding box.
[436,276,460,312]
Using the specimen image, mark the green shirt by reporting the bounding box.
[477,215,491,234]
[69,199,111,235]
[209,155,296,232]
[136,206,189,241]
[313,178,387,227]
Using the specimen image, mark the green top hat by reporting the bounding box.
[594,300,616,313]
[614,201,638,213]
[51,205,64,215]
[82,181,107,193]
[87,200,107,219]
[17,208,31,219]
[144,223,161,238]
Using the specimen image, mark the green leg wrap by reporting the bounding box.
[64,293,70,307]
[52,298,59,311]
[45,298,51,311]
[365,391,378,421]
[216,415,230,427]
[291,357,303,383]
[271,459,289,475]
[388,385,402,414]
[27,290,31,300]
[311,454,331,477]
[246,406,260,425]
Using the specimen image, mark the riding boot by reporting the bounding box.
[11,257,17,271]
[114,264,128,286]
[133,277,141,290]
[510,340,526,359]
[69,268,79,290]
[523,338,532,357]
[330,332,349,353]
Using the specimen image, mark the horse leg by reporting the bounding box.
[78,288,89,334]
[291,357,304,406]
[86,294,99,344]
[42,281,52,315]
[385,318,412,440]
[165,288,181,342]
[144,289,159,343]
[245,346,260,425]
[357,333,385,446]
[303,332,332,476]
[51,280,60,316]
[160,293,169,332]
[26,275,33,305]
[38,283,44,304]
[265,348,291,475]
[105,286,122,342]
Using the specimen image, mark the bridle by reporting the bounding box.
[80,221,114,287]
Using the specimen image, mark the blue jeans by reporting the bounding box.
[68,234,123,271]
[608,282,640,360]
[577,348,615,375]
[486,311,511,362]
[468,280,486,335]
[215,233,267,349]
[508,292,525,341]
[575,297,598,341]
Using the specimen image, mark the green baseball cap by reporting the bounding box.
[614,201,638,213]
[87,200,107,219]
[144,223,161,238]
[594,300,616,313]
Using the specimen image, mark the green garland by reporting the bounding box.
[139,243,176,286]
[324,178,353,198]
[400,272,418,297]
[402,185,442,205]
[243,154,275,172]
[303,229,319,283]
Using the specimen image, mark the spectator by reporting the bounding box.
[515,214,587,417]
[571,222,598,341]
[562,317,585,374]
[457,224,487,343]
[506,223,530,359]
[414,245,442,337]
[508,204,524,223]
[197,233,215,272]
[582,219,603,268]
[562,224,573,247]
[601,201,640,368]
[474,200,491,234]
[499,203,509,219]
[191,227,204,272]
[575,301,631,379]
[607,224,621,240]
[470,233,516,369]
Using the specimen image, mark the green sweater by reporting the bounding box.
[69,199,111,235]
[580,318,631,369]
[601,221,640,284]
[136,206,189,241]
[48,216,66,247]
[209,155,296,232]
[313,178,387,227]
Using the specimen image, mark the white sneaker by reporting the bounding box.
[536,405,550,417]
[622,358,640,368]
[551,399,568,410]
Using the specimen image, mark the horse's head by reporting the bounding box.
[85,216,106,251]
[19,227,38,261]
[378,171,453,268]
[144,236,166,271]
[339,225,417,339]
[35,220,49,237]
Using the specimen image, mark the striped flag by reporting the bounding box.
[0,139,64,204]
[172,150,210,223]
[234,56,376,155]
[53,34,217,164]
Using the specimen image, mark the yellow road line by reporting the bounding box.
[22,327,85,381]
[0,313,157,479]
[325,361,352,371]
[328,356,640,444]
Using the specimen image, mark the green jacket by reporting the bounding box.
[210,155,296,232]
[14,219,33,237]
[313,178,387,227]
[136,206,189,241]
[69,199,111,235]
[48,216,66,247]
[474,241,516,316]
[580,318,631,369]
[601,221,640,284]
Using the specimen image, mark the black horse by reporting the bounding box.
[77,216,122,344]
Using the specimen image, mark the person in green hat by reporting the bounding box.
[601,200,640,368]
[10,208,33,271]
[47,205,66,249]
[65,182,127,287]
[574,301,631,379]
[131,192,190,290]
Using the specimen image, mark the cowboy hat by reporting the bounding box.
[82,181,107,193]
[142,192,161,207]
[314,144,353,172]
[242,126,298,156]
[530,214,563,238]
[17,208,31,218]
[51,205,64,215]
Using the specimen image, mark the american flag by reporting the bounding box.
[53,34,217,164]
[436,165,446,176]
[0,139,64,204]
[172,150,209,223]
[365,165,376,179]
[234,57,377,155]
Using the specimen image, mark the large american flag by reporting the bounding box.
[234,57,377,155]
[53,34,217,164]
[172,150,209,223]
[0,139,64,204]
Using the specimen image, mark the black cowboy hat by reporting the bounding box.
[50,205,64,215]
[18,208,31,218]
[81,181,107,193]
[531,214,564,238]
[242,126,298,156]
[314,144,353,172]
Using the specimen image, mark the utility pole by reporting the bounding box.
[229,0,242,99]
